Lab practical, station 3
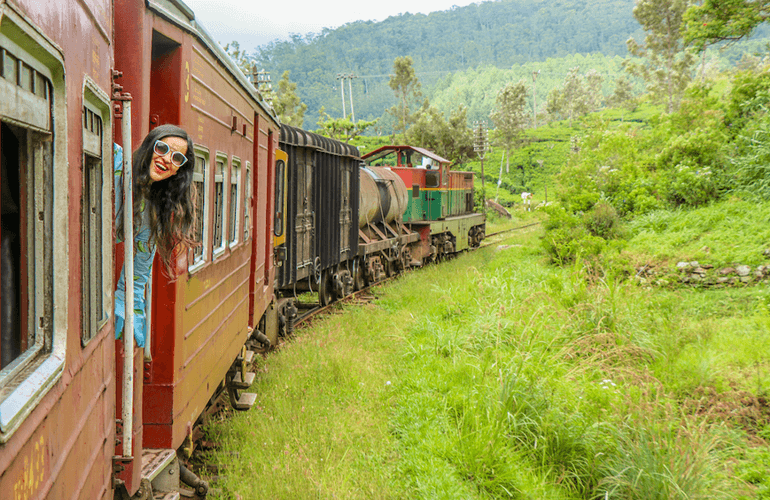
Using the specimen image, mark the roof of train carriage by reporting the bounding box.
[279,124,360,159]
[147,0,279,123]
[361,145,451,167]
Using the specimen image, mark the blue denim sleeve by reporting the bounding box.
[113,143,155,348]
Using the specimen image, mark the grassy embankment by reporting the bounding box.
[202,204,770,499]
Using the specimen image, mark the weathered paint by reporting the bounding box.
[0,0,116,498]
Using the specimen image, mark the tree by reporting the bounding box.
[316,107,377,143]
[546,67,591,126]
[684,0,770,50]
[407,104,474,164]
[489,80,528,175]
[388,56,424,138]
[584,69,605,112]
[223,41,255,77]
[607,76,637,110]
[273,71,307,128]
[624,0,696,113]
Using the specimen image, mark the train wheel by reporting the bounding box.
[319,270,334,306]
[383,258,393,278]
[353,259,366,290]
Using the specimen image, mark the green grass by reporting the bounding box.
[627,197,770,268]
[203,218,768,499]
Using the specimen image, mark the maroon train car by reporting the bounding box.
[112,0,281,496]
[0,0,117,498]
[0,0,283,497]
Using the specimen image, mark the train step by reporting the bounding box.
[233,391,258,411]
[236,349,255,365]
[141,449,179,496]
[229,371,255,389]
[153,492,180,500]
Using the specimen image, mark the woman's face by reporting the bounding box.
[149,136,188,183]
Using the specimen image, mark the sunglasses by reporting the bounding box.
[153,140,188,168]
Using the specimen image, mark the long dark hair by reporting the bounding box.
[117,124,196,276]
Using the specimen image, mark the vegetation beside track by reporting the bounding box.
[202,211,770,499]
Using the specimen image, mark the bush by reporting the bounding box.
[662,164,721,208]
[541,206,606,265]
[584,201,623,240]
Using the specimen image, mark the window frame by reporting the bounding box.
[189,147,211,273]
[273,158,285,238]
[228,157,241,248]
[243,162,251,242]
[81,79,112,347]
[0,4,68,442]
[212,152,228,258]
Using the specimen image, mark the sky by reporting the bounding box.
[183,0,479,50]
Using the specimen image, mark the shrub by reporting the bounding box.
[662,164,721,208]
[541,206,606,265]
[584,201,623,240]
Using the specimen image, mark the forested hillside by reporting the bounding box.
[248,0,646,128]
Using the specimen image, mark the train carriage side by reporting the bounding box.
[113,0,280,495]
[0,0,117,498]
[276,125,359,308]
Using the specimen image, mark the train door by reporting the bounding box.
[339,167,352,256]
[295,148,314,278]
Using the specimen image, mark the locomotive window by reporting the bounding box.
[213,154,228,258]
[229,158,241,247]
[425,171,440,188]
[273,159,285,237]
[190,149,210,271]
[243,162,251,241]
[81,88,111,347]
[0,10,68,441]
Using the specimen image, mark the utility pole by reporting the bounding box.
[532,70,540,128]
[252,68,272,104]
[473,120,490,213]
[336,73,347,118]
[347,74,358,122]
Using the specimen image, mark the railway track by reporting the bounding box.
[480,221,541,247]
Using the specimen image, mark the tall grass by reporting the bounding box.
[204,219,766,499]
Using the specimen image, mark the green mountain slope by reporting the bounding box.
[250,0,645,128]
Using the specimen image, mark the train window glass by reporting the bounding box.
[190,148,210,271]
[273,159,285,237]
[213,154,228,257]
[426,171,440,188]
[81,84,111,347]
[0,9,68,440]
[1,49,16,83]
[229,158,241,247]
[243,162,251,241]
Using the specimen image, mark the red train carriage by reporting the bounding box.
[112,0,281,496]
[0,0,117,499]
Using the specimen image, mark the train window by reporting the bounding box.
[273,159,285,237]
[81,87,111,346]
[243,162,251,241]
[213,154,228,257]
[0,9,67,440]
[190,148,210,271]
[229,158,241,247]
[426,171,440,188]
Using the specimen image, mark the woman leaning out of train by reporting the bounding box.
[114,124,197,347]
